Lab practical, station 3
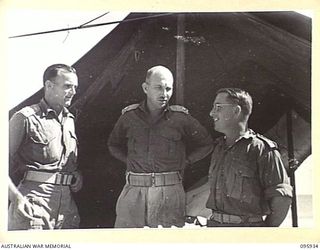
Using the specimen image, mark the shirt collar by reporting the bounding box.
[241,129,255,139]
[223,128,254,139]
[220,129,256,149]
[138,100,169,115]
[39,98,74,118]
[138,100,148,113]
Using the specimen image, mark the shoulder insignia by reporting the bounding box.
[66,111,75,119]
[213,136,223,146]
[169,105,189,115]
[19,104,40,118]
[256,133,278,150]
[121,104,139,115]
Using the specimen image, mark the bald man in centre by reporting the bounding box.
[108,65,213,228]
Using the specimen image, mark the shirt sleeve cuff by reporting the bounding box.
[264,183,293,199]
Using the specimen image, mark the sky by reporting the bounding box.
[6,10,129,109]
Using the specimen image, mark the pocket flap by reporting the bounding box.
[69,131,78,140]
[158,129,181,141]
[237,165,255,177]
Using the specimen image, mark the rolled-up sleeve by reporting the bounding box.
[9,113,28,171]
[9,113,27,157]
[259,149,293,199]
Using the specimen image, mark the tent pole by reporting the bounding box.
[176,13,185,106]
[286,109,298,227]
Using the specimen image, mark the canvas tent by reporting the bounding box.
[9,12,311,228]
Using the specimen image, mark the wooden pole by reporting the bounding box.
[176,13,185,106]
[286,109,298,227]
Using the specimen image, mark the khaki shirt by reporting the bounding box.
[108,101,213,173]
[206,129,292,216]
[9,99,78,174]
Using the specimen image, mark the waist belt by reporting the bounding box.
[24,170,74,186]
[210,211,263,224]
[126,171,182,187]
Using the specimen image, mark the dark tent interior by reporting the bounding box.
[9,12,311,228]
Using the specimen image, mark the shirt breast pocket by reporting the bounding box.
[29,128,56,161]
[127,128,148,155]
[227,159,259,203]
[29,129,51,145]
[157,129,182,157]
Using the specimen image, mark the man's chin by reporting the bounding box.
[64,101,72,107]
[214,125,222,133]
[158,101,168,108]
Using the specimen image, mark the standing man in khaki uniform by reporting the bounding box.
[9,64,83,230]
[206,88,292,227]
[108,65,213,228]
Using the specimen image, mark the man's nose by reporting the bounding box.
[70,86,77,95]
[209,109,216,118]
[160,89,167,97]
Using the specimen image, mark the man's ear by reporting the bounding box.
[234,105,242,116]
[44,80,53,91]
[142,82,148,94]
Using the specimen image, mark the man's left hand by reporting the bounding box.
[70,171,83,192]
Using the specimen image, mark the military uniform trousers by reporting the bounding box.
[8,180,80,230]
[114,171,185,228]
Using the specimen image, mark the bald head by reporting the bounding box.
[142,65,174,111]
[145,65,174,84]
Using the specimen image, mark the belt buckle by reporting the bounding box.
[55,173,72,185]
[212,212,241,224]
[55,173,62,185]
[212,212,223,223]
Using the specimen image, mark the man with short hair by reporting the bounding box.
[8,64,82,230]
[206,87,292,227]
[108,65,213,228]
